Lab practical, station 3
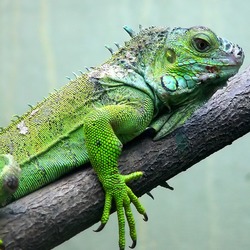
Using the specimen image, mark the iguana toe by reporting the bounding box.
[93,223,106,232]
[0,239,5,250]
[129,239,136,249]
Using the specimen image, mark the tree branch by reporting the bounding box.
[1,67,250,250]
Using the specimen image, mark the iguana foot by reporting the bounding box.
[0,239,5,250]
[0,154,21,207]
[94,171,147,250]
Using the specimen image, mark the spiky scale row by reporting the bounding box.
[123,25,136,38]
[105,45,114,55]
[115,42,121,49]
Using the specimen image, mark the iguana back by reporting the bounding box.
[0,75,96,200]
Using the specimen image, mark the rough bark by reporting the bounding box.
[1,67,250,250]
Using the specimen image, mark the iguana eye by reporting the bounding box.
[193,37,210,52]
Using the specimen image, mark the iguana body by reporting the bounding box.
[0,26,244,249]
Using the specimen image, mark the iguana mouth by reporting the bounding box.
[196,42,244,84]
[197,64,241,83]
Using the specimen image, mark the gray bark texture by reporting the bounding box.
[1,66,250,250]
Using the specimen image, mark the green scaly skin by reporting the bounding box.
[0,26,244,249]
[0,239,4,250]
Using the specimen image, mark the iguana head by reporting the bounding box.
[112,25,244,139]
[95,26,243,110]
[140,26,244,107]
[0,154,20,206]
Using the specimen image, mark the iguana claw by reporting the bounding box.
[129,239,137,249]
[143,213,148,221]
[93,223,106,232]
[146,191,154,200]
[160,181,174,190]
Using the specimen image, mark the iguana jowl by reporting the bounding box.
[0,26,244,249]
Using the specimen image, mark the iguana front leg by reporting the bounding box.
[83,102,153,249]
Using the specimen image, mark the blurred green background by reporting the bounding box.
[0,1,250,250]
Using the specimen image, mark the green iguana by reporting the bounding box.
[0,26,244,250]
